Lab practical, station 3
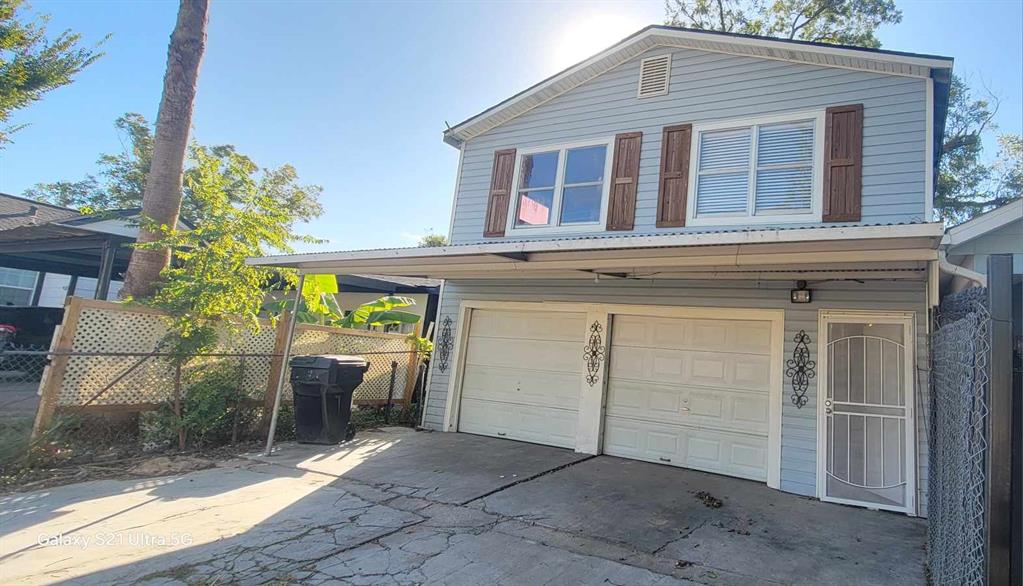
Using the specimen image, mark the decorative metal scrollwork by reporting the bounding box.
[584,321,605,386]
[436,316,453,373]
[786,330,815,408]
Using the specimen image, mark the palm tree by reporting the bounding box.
[122,0,209,298]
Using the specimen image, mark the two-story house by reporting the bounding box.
[252,25,955,518]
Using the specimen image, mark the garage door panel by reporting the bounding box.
[468,310,584,342]
[458,309,582,450]
[608,380,769,434]
[465,336,581,374]
[613,315,772,356]
[604,416,767,481]
[461,365,579,410]
[606,379,684,418]
[603,416,685,463]
[610,346,771,393]
[605,313,774,482]
[459,398,577,449]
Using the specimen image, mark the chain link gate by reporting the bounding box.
[928,286,990,585]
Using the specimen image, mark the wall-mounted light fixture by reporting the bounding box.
[790,280,812,303]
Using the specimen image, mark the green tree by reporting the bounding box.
[134,146,318,353]
[935,77,1022,223]
[25,112,324,225]
[418,231,447,247]
[124,0,210,299]
[0,0,105,145]
[664,0,902,48]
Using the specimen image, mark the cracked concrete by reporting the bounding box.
[1,428,924,585]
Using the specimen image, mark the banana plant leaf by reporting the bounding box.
[364,310,421,326]
[301,274,340,316]
[338,295,417,328]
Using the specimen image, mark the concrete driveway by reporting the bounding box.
[0,428,925,585]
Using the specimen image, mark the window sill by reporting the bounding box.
[685,212,821,227]
[506,222,604,236]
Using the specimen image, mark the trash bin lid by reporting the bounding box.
[290,354,368,368]
[319,354,368,367]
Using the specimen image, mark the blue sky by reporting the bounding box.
[1,0,1020,252]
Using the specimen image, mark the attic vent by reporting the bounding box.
[638,54,671,98]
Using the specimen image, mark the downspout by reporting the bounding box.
[938,249,987,287]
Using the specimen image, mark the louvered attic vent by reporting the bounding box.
[637,54,671,98]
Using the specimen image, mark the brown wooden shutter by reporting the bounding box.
[606,132,643,231]
[483,149,516,237]
[656,124,692,228]
[822,104,864,222]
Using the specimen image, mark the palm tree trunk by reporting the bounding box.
[121,0,209,299]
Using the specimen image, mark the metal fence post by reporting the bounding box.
[173,361,185,451]
[263,274,305,456]
[384,360,397,424]
[987,254,1013,585]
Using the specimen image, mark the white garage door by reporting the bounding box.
[457,309,584,448]
[603,314,774,481]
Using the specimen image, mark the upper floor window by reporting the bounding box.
[688,112,824,226]
[509,140,613,233]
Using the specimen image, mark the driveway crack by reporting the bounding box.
[463,455,596,505]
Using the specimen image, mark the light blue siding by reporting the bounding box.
[423,278,930,513]
[450,46,928,244]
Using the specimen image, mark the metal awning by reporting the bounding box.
[248,223,945,281]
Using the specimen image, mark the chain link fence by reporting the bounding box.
[928,286,990,586]
[0,345,425,474]
[0,343,48,418]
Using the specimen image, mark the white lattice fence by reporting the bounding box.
[38,298,417,412]
[287,324,418,404]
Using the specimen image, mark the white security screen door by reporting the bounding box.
[819,313,914,513]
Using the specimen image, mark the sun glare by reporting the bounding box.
[552,13,647,71]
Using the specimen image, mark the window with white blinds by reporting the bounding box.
[693,116,818,223]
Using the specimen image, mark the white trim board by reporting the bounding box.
[441,299,784,490]
[943,198,1023,247]
[248,223,945,270]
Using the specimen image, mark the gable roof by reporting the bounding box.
[442,25,954,158]
[943,198,1023,247]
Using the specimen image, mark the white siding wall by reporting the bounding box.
[450,46,928,244]
[424,278,930,514]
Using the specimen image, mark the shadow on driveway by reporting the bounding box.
[0,428,924,585]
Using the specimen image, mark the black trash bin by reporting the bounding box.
[289,355,369,444]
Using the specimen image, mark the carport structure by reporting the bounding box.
[250,222,943,519]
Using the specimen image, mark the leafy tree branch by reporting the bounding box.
[0,0,106,145]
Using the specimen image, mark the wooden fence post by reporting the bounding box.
[262,310,292,428]
[31,297,84,441]
[401,323,421,405]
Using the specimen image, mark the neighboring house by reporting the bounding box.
[251,26,958,518]
[941,198,1022,293]
[336,274,441,334]
[0,193,145,306]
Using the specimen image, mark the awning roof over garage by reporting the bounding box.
[247,223,945,281]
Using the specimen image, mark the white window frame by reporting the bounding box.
[505,137,615,235]
[686,110,826,227]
